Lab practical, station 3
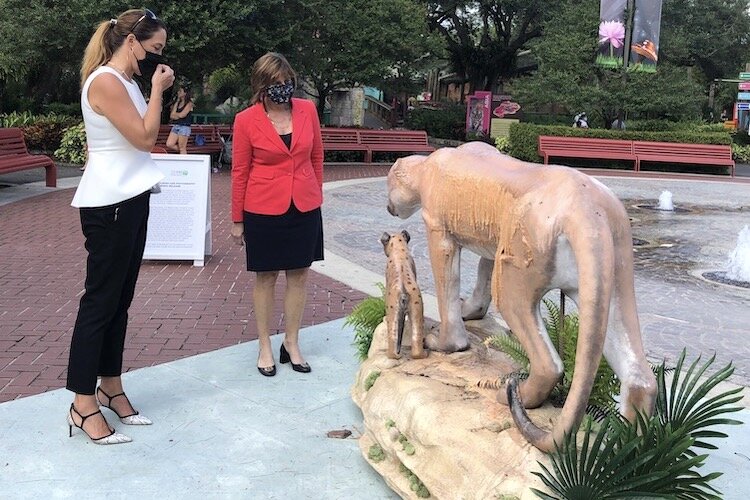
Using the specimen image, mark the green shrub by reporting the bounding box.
[0,111,37,127]
[532,350,744,499]
[508,123,733,163]
[405,105,466,140]
[23,115,78,151]
[343,283,386,361]
[43,102,82,117]
[54,122,86,164]
[732,144,750,163]
[495,136,510,153]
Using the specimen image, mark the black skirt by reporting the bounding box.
[243,203,324,272]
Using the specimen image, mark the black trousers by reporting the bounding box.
[66,191,150,395]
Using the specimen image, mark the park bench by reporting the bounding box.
[156,124,224,155]
[0,127,56,187]
[321,128,370,161]
[538,136,637,169]
[538,135,735,177]
[632,141,735,177]
[358,129,435,163]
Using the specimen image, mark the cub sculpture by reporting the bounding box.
[381,230,427,360]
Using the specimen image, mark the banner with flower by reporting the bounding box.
[596,0,627,68]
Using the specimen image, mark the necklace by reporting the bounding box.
[107,63,130,81]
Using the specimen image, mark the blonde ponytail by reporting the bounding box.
[80,21,115,88]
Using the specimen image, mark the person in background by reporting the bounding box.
[573,112,589,128]
[611,113,626,130]
[67,8,174,445]
[166,84,193,154]
[230,52,324,377]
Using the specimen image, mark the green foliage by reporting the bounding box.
[732,144,750,163]
[508,123,733,163]
[43,102,82,117]
[385,419,396,429]
[494,136,510,153]
[532,351,743,499]
[54,122,87,164]
[0,111,38,127]
[207,65,246,103]
[368,443,386,463]
[343,283,386,361]
[426,1,550,92]
[405,105,465,140]
[364,371,381,391]
[399,462,430,498]
[487,298,619,417]
[13,114,79,151]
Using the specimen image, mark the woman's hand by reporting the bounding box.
[231,222,244,246]
[151,64,175,93]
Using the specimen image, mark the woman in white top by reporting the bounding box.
[66,8,174,445]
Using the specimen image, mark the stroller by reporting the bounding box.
[215,125,233,172]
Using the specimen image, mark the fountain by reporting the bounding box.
[656,190,674,211]
[726,225,750,283]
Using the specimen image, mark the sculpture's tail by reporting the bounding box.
[508,219,614,452]
[396,292,408,354]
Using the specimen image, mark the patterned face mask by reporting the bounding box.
[266,80,295,104]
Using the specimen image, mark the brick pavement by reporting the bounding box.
[0,164,390,402]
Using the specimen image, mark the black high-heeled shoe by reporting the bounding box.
[67,403,131,445]
[280,343,311,373]
[257,364,277,377]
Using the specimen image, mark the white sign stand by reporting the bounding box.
[143,154,212,266]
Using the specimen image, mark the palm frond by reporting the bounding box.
[344,284,386,361]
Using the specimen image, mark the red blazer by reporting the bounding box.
[231,98,323,220]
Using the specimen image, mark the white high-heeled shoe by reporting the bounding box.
[67,404,132,445]
[96,387,153,425]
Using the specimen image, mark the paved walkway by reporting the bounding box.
[1,161,749,498]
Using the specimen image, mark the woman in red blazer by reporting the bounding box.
[230,52,324,377]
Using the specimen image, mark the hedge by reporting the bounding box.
[405,105,466,141]
[508,123,733,163]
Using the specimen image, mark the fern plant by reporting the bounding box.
[343,283,386,361]
[532,350,744,499]
[487,298,619,417]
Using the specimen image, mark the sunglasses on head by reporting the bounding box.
[130,8,158,34]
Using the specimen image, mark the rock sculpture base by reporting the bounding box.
[352,318,558,499]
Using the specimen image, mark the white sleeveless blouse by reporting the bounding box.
[71,66,164,208]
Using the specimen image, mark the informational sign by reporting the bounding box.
[738,103,750,111]
[143,154,212,267]
[740,72,750,80]
[740,82,750,91]
[465,90,492,137]
[738,92,750,101]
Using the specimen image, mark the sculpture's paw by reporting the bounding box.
[424,332,469,353]
[386,350,402,360]
[461,298,489,321]
[410,346,429,359]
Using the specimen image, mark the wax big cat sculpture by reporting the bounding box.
[385,142,656,452]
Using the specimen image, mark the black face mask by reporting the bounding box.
[135,41,167,80]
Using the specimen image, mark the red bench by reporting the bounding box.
[538,136,637,169]
[633,141,735,177]
[358,129,434,163]
[0,128,56,187]
[538,135,735,177]
[321,128,370,161]
[156,124,224,155]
